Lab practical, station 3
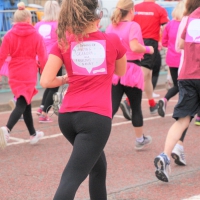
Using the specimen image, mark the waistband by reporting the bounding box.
[127,60,141,66]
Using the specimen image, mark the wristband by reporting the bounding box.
[145,46,151,54]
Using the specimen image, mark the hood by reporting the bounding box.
[11,23,36,37]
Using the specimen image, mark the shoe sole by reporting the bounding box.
[154,157,169,182]
[171,152,186,166]
[0,128,7,149]
[120,103,131,120]
[194,122,200,126]
[158,100,165,117]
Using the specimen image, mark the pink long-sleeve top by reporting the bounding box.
[162,20,181,67]
[0,23,47,104]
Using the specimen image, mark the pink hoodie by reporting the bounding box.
[162,20,181,67]
[0,23,47,104]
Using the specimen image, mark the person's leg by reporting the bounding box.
[53,112,111,200]
[158,67,179,117]
[125,86,152,149]
[152,51,161,90]
[111,81,131,120]
[6,96,28,131]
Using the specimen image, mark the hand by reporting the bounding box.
[149,46,154,54]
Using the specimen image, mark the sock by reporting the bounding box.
[40,105,44,109]
[196,116,200,120]
[148,99,156,107]
[126,97,130,106]
[136,135,144,143]
[31,133,36,136]
[175,143,184,151]
[163,98,167,103]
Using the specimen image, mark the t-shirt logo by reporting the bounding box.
[186,18,200,43]
[38,24,52,39]
[71,40,107,75]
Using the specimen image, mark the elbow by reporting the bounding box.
[40,79,49,88]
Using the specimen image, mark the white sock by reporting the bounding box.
[175,143,184,151]
[136,135,144,143]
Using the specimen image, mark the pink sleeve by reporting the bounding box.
[162,22,169,47]
[129,23,141,41]
[37,35,48,73]
[175,16,188,53]
[50,42,63,60]
[0,35,9,70]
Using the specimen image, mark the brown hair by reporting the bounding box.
[13,2,31,23]
[111,0,134,25]
[57,0,99,50]
[184,0,200,16]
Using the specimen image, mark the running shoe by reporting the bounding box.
[30,131,44,145]
[0,126,10,149]
[158,99,166,117]
[120,100,132,120]
[135,135,152,150]
[36,108,43,116]
[153,92,160,98]
[39,115,53,123]
[149,103,158,115]
[171,145,186,166]
[194,117,200,126]
[154,153,171,182]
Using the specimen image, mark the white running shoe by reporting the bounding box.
[153,92,160,98]
[0,126,10,149]
[171,145,186,166]
[30,131,44,145]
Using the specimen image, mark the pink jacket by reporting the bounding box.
[162,20,181,67]
[0,23,47,104]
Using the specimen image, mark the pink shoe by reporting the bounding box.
[0,126,10,149]
[30,131,44,145]
[36,108,43,116]
[39,115,53,123]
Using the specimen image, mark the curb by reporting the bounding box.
[0,99,42,112]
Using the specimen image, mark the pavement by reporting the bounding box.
[1,79,200,200]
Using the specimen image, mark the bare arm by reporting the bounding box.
[179,38,185,49]
[40,54,68,88]
[130,39,154,54]
[114,54,127,76]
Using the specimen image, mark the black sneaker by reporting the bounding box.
[120,100,132,120]
[150,103,158,115]
[158,99,166,117]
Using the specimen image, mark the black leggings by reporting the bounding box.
[152,51,162,89]
[165,67,179,100]
[6,96,36,135]
[53,112,111,200]
[41,67,62,113]
[112,82,143,127]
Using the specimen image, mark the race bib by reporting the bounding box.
[185,18,200,43]
[71,40,107,75]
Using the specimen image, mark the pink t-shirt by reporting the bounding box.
[50,31,126,118]
[179,8,200,79]
[35,21,58,54]
[106,21,144,90]
[162,20,181,67]
[106,21,144,60]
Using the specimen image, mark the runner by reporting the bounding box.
[106,0,153,150]
[0,2,47,149]
[40,0,127,199]
[154,4,200,182]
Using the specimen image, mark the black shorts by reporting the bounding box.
[140,39,158,70]
[173,80,200,120]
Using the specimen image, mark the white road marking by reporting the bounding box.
[6,114,173,146]
[183,195,200,200]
